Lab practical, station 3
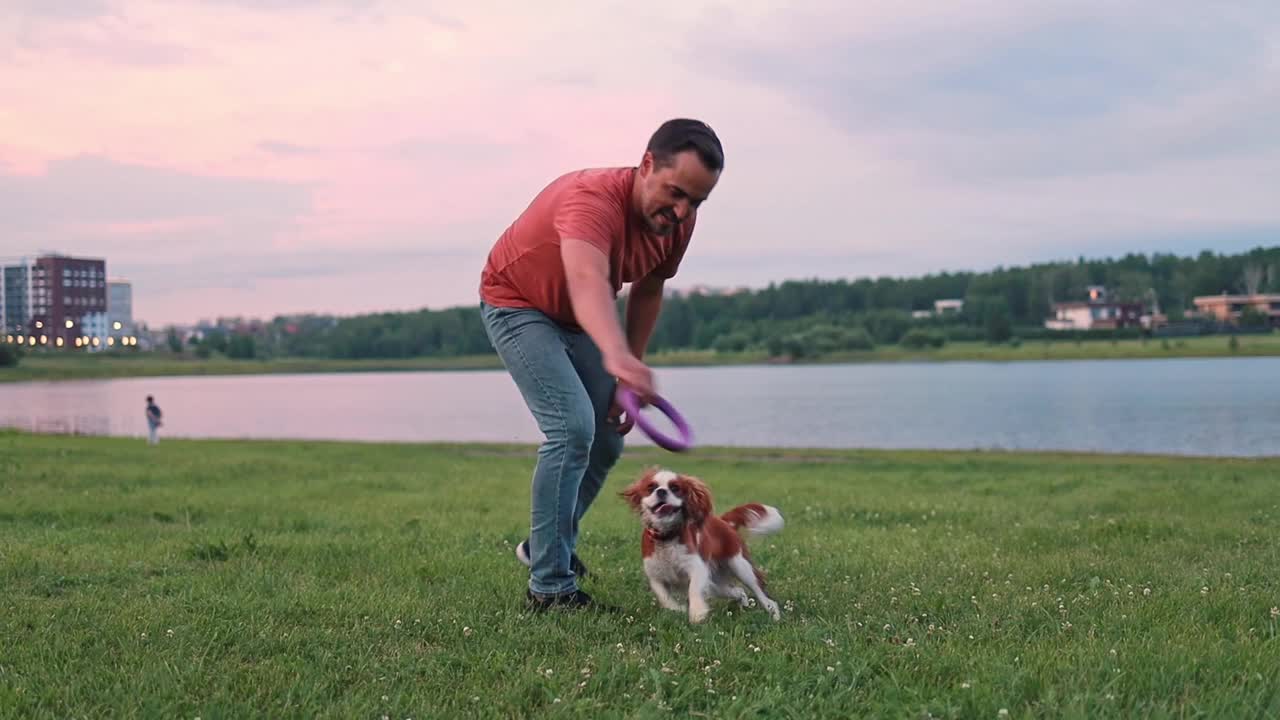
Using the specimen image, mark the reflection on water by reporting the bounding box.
[2,357,1279,457]
[0,413,114,436]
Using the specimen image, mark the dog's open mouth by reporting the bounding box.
[652,502,678,517]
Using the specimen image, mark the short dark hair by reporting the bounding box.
[646,118,723,172]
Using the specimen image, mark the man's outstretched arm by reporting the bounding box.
[561,238,656,399]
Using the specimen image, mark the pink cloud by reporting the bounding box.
[60,216,225,238]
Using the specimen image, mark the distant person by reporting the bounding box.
[478,118,723,611]
[145,395,163,445]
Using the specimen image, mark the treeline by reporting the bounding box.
[188,246,1279,360]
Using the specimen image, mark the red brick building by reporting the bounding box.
[30,255,108,348]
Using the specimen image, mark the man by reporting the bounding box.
[145,395,163,445]
[479,118,723,610]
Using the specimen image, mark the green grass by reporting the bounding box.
[1,432,1277,718]
[3,332,1278,384]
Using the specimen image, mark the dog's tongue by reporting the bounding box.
[654,503,676,516]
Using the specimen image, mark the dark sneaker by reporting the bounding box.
[525,588,617,613]
[515,539,589,579]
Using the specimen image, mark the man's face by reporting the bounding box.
[635,150,719,235]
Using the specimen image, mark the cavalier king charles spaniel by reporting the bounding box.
[621,467,785,623]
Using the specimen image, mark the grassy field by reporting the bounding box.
[2,332,1278,384]
[1,432,1277,718]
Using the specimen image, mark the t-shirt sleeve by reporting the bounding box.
[651,211,696,279]
[552,180,623,256]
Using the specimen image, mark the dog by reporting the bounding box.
[620,467,784,623]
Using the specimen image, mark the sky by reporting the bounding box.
[1,0,1278,326]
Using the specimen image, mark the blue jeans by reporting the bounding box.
[480,302,625,597]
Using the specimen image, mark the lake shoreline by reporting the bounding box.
[3,427,1277,462]
[3,333,1278,384]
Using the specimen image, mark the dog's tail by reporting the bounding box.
[721,503,784,536]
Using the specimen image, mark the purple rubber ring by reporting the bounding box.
[616,387,693,452]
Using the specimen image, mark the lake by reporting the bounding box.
[2,357,1278,457]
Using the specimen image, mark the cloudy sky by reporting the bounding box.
[2,1,1277,325]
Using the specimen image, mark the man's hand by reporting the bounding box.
[604,349,655,401]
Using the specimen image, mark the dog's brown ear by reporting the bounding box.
[618,466,660,512]
[677,474,713,523]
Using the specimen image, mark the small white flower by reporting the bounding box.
[463,626,472,637]
[961,682,971,689]
[166,629,174,637]
[998,710,1009,718]
[826,666,834,672]
[1271,606,1279,619]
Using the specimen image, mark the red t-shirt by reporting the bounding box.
[479,166,694,329]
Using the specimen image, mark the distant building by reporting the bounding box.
[1,254,109,349]
[1045,286,1144,331]
[37,254,108,348]
[1192,293,1280,326]
[80,312,110,351]
[912,298,964,320]
[108,279,134,336]
[934,299,964,314]
[2,258,36,335]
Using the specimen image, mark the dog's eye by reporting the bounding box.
[669,483,682,495]
[646,483,657,493]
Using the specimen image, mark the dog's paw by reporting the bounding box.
[689,604,711,624]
